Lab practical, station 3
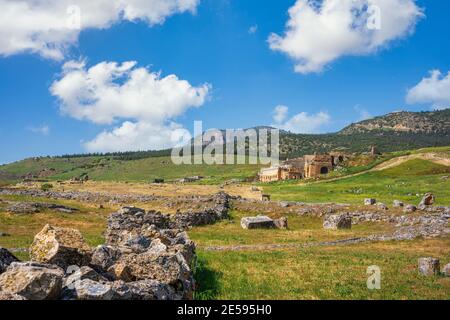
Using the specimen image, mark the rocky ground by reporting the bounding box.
[0,193,231,300]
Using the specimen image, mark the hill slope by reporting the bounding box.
[0,110,449,184]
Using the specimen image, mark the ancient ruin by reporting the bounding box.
[259,152,347,182]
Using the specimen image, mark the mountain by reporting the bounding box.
[0,109,449,183]
[340,109,450,135]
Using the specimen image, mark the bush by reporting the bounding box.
[41,183,53,192]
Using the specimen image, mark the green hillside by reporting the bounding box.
[263,159,450,205]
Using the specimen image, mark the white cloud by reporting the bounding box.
[354,105,372,120]
[50,60,211,152]
[248,24,258,34]
[27,125,50,135]
[0,0,200,59]
[272,106,331,133]
[406,70,450,110]
[273,105,289,124]
[269,0,423,74]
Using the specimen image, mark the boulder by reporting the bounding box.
[0,292,27,300]
[63,266,107,289]
[116,251,193,299]
[403,205,417,213]
[364,198,376,206]
[377,203,389,210]
[418,257,440,276]
[274,217,288,229]
[443,263,450,277]
[393,200,404,207]
[30,224,92,269]
[63,279,113,300]
[90,245,122,272]
[241,216,276,229]
[0,262,64,300]
[107,263,134,282]
[419,193,435,209]
[111,279,179,300]
[0,247,19,274]
[323,214,352,230]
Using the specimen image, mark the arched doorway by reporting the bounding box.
[320,167,329,174]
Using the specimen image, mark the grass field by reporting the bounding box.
[194,239,450,300]
[262,159,450,205]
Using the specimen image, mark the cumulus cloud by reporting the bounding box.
[269,0,423,74]
[406,70,450,110]
[0,0,200,59]
[27,125,50,135]
[272,106,331,133]
[50,60,211,152]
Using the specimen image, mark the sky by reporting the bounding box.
[0,0,449,164]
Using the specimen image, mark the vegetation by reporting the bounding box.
[262,159,450,205]
[194,239,450,300]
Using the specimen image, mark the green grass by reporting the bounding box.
[0,196,109,257]
[193,239,450,300]
[0,155,263,185]
[189,210,394,247]
[262,159,450,205]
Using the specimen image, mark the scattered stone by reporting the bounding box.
[0,262,64,300]
[30,224,92,269]
[241,216,276,229]
[364,198,376,206]
[90,245,122,272]
[63,266,107,289]
[0,232,11,237]
[0,247,19,273]
[441,176,449,180]
[6,202,41,214]
[377,203,389,210]
[418,257,440,276]
[0,292,27,300]
[443,263,450,277]
[111,279,179,300]
[323,214,352,230]
[418,193,435,210]
[107,263,134,282]
[279,201,290,208]
[63,279,113,300]
[403,205,417,213]
[274,217,288,229]
[393,200,404,207]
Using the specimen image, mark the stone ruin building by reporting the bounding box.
[259,152,347,183]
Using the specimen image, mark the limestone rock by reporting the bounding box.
[241,216,276,229]
[364,198,376,206]
[419,193,435,210]
[0,262,64,300]
[443,263,450,277]
[0,292,27,300]
[323,214,352,230]
[90,245,122,272]
[393,200,404,207]
[377,203,389,210]
[107,263,134,282]
[111,279,179,300]
[404,205,417,213]
[0,247,19,274]
[418,257,440,276]
[63,266,107,289]
[63,279,113,300]
[30,224,92,269]
[274,217,288,229]
[117,251,193,299]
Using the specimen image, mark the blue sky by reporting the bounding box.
[0,0,449,164]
